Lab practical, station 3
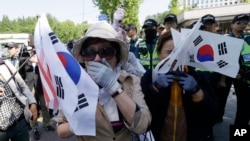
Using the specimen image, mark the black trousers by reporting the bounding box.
[234,82,250,125]
[0,118,30,141]
[216,84,232,119]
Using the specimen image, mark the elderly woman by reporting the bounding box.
[56,22,151,141]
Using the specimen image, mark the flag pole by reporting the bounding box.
[3,54,35,87]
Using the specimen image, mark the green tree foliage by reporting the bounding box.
[55,20,77,43]
[93,0,143,28]
[46,14,60,33]
[0,15,13,32]
[95,0,120,23]
[123,0,143,28]
[168,0,181,14]
[243,0,250,2]
[16,16,37,33]
[80,21,91,36]
[0,14,86,43]
[146,11,170,25]
[146,0,183,25]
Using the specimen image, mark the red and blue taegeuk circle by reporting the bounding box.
[57,52,81,84]
[197,44,214,62]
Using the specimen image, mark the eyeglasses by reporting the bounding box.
[81,47,116,61]
[235,21,248,25]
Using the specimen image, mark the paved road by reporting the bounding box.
[29,120,76,141]
[31,88,236,141]
[213,87,236,141]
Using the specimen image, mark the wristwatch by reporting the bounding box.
[111,87,123,98]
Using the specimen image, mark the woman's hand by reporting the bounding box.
[87,61,120,95]
[171,71,200,95]
[153,73,175,90]
[29,103,38,121]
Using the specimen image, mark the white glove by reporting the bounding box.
[87,61,120,95]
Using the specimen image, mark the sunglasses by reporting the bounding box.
[235,21,248,25]
[81,47,116,61]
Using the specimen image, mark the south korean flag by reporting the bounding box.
[155,19,244,78]
[182,28,243,78]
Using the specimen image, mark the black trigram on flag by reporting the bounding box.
[218,42,228,55]
[55,76,64,99]
[74,93,89,112]
[217,60,228,68]
[48,32,59,44]
[189,54,195,62]
[193,35,203,46]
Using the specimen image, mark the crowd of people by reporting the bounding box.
[0,12,249,141]
[0,40,55,141]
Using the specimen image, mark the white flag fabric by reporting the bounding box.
[155,19,203,73]
[153,28,183,83]
[34,14,99,135]
[155,19,243,78]
[34,19,59,110]
[183,28,243,78]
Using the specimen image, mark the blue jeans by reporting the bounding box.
[0,118,30,141]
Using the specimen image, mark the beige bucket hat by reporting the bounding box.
[73,22,128,64]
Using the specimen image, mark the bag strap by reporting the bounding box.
[3,62,22,93]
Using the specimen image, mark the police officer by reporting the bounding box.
[199,14,225,124]
[233,14,250,126]
[194,14,220,139]
[163,13,178,33]
[201,14,218,33]
[216,14,250,123]
[137,19,159,71]
[3,42,20,69]
[125,24,141,58]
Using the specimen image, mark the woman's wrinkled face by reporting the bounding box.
[158,39,174,61]
[81,40,117,69]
